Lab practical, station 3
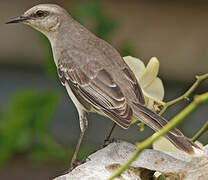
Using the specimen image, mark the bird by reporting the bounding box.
[7,4,201,170]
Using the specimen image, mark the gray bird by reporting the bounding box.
[7,4,201,170]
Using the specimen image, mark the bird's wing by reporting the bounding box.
[57,48,137,129]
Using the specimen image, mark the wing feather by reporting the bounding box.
[57,57,133,128]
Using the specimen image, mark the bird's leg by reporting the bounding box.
[104,122,116,146]
[69,113,88,171]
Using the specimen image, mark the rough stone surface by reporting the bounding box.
[55,140,208,180]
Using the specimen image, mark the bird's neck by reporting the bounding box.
[48,19,95,67]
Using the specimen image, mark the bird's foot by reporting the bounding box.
[103,138,115,148]
[68,157,89,172]
[69,160,82,172]
[68,139,115,172]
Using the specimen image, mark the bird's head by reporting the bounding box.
[6,4,69,36]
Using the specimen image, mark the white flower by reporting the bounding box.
[123,56,164,110]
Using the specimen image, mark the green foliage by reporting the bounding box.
[0,89,66,165]
[41,35,57,78]
[137,122,145,132]
[70,0,118,40]
[119,41,137,57]
[158,174,166,180]
[28,135,69,163]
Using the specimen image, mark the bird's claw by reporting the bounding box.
[69,160,82,172]
[103,138,115,147]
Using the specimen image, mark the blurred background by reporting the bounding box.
[0,0,208,179]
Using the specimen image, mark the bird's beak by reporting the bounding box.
[6,16,31,24]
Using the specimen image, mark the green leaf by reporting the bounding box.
[158,174,166,180]
[119,41,137,57]
[137,122,145,132]
[0,88,60,165]
[70,0,118,40]
[40,35,57,78]
[29,135,69,163]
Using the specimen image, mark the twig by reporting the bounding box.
[192,120,208,142]
[109,92,208,180]
[136,74,208,134]
[159,73,208,115]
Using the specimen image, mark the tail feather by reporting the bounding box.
[165,133,200,154]
[132,103,201,154]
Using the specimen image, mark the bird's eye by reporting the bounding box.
[36,10,46,17]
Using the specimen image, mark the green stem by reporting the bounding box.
[109,92,208,180]
[192,120,208,142]
[159,73,208,115]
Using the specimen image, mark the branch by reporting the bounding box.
[159,73,208,115]
[109,92,208,180]
[192,120,208,142]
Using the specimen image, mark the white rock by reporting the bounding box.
[54,141,208,180]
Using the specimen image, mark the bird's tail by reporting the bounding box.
[132,102,202,154]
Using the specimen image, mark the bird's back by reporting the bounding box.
[60,28,146,105]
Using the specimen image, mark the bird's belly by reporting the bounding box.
[65,83,86,114]
[64,82,110,118]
